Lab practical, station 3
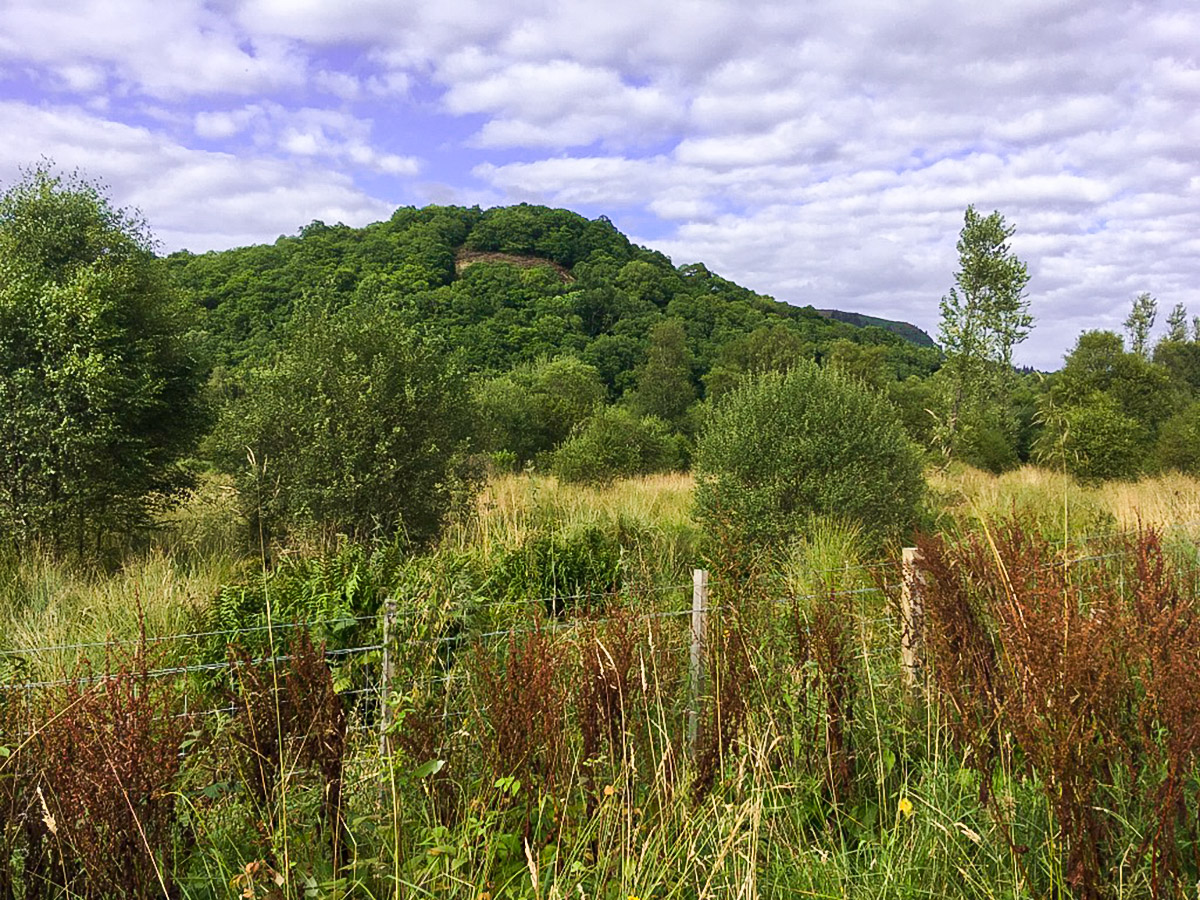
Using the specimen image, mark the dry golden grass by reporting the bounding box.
[1097,471,1200,535]
[444,471,697,556]
[931,463,1200,542]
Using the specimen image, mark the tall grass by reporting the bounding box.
[4,467,1200,897]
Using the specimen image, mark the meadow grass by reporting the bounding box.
[2,465,1198,898]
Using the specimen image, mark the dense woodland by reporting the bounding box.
[167,194,1200,537]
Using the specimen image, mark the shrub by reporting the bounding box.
[694,364,924,550]
[488,521,624,615]
[1154,400,1200,475]
[0,165,206,555]
[552,406,683,486]
[212,298,477,546]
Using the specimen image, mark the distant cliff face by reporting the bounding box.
[815,309,937,348]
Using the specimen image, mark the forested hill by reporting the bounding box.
[167,203,940,392]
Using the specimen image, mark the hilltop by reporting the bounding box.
[167,203,941,392]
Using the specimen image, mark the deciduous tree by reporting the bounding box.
[937,205,1032,459]
[0,165,205,554]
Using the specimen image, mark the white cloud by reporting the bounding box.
[192,103,421,176]
[0,101,395,251]
[0,0,306,98]
[3,0,1200,367]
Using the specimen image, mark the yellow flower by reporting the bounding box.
[603,784,616,797]
[898,797,915,819]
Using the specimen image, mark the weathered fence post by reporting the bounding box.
[900,548,925,690]
[687,568,709,760]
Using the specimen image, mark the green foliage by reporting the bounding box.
[1124,291,1157,358]
[552,406,683,486]
[695,364,924,549]
[473,356,606,465]
[1164,301,1190,343]
[939,206,1032,370]
[486,521,624,611]
[465,204,629,268]
[1036,330,1180,479]
[1153,337,1200,393]
[169,202,937,415]
[823,338,892,391]
[937,206,1031,460]
[703,322,813,400]
[211,298,476,545]
[1155,400,1200,475]
[1036,391,1148,481]
[0,165,206,554]
[628,318,697,426]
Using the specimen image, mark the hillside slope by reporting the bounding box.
[168,203,941,393]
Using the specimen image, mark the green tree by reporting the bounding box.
[551,406,682,485]
[695,364,924,550]
[1035,330,1179,480]
[212,298,474,545]
[823,339,891,391]
[628,318,696,426]
[937,205,1032,458]
[702,322,811,400]
[1164,302,1189,343]
[474,356,606,465]
[0,165,205,554]
[1155,401,1200,475]
[1124,292,1157,358]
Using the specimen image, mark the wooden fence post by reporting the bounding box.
[688,568,709,760]
[380,599,397,761]
[900,548,925,690]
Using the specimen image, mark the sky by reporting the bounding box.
[2,0,1198,370]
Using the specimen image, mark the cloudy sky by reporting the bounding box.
[2,0,1197,368]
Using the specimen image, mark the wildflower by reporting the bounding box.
[898,796,915,819]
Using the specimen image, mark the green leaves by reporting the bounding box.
[695,363,924,551]
[212,297,477,545]
[0,164,205,554]
[936,206,1033,462]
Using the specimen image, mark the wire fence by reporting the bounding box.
[2,524,1194,739]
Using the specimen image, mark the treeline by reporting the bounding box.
[3,164,1200,556]
[168,196,944,503]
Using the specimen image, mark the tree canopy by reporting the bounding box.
[0,165,205,553]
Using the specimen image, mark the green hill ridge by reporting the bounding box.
[169,203,941,396]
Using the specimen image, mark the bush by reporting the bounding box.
[1035,390,1149,481]
[212,298,476,546]
[694,364,923,549]
[551,406,683,485]
[1155,400,1200,475]
[0,165,206,554]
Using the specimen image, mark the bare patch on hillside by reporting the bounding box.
[455,248,574,283]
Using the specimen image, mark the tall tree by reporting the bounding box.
[628,318,696,427]
[937,205,1032,458]
[0,165,205,554]
[1165,301,1189,343]
[1124,292,1157,358]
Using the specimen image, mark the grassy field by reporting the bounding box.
[2,466,1200,898]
